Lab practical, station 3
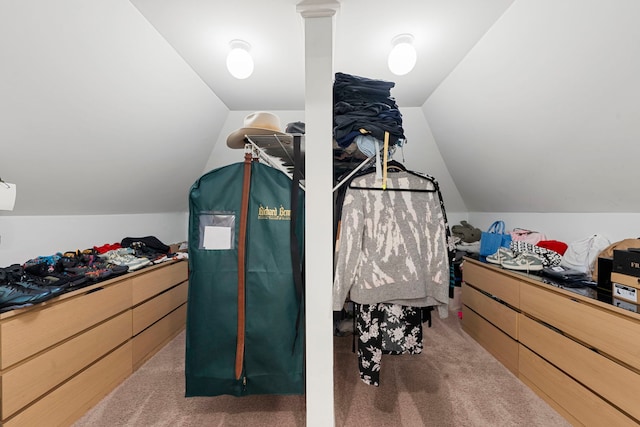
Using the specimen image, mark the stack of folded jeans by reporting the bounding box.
[333,72,406,149]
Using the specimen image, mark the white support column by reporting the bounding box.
[296,2,339,427]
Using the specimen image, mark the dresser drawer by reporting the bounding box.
[132,281,188,335]
[0,279,132,369]
[519,314,640,422]
[519,345,636,427]
[461,306,518,374]
[462,282,518,339]
[463,260,519,307]
[520,284,640,370]
[132,261,188,305]
[132,303,186,370]
[1,311,132,419]
[3,342,132,427]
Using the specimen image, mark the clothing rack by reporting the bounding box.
[244,134,305,191]
[332,131,403,194]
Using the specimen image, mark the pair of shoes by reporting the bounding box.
[486,247,515,265]
[100,250,151,271]
[0,283,53,309]
[501,252,544,272]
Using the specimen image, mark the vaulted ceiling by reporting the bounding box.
[2,0,639,216]
[129,0,514,110]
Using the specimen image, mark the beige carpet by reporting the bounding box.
[73,314,570,427]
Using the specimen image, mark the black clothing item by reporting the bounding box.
[333,72,405,147]
[121,236,170,254]
[333,108,405,147]
[355,302,423,387]
[334,72,396,103]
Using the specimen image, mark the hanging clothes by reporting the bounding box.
[333,167,452,386]
[186,160,305,397]
[355,302,423,386]
[333,169,450,316]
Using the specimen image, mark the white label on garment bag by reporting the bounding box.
[203,226,232,250]
[0,183,16,211]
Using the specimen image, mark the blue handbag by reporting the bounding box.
[479,221,512,257]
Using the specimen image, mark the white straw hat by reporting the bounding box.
[226,111,288,149]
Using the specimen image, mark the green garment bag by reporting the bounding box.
[185,161,305,397]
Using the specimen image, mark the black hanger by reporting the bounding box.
[348,161,437,193]
[384,159,407,172]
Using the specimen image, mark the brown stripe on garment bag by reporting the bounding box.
[235,151,252,380]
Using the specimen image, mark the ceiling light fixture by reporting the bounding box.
[226,40,254,80]
[388,34,417,76]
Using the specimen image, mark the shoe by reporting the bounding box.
[486,247,515,265]
[19,275,67,295]
[84,268,113,282]
[100,250,150,271]
[501,253,544,272]
[0,283,52,309]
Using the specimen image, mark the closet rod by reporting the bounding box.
[332,155,374,193]
[245,136,306,191]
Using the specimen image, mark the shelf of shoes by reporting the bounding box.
[0,259,188,427]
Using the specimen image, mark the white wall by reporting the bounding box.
[0,212,187,267]
[1,0,227,216]
[424,0,640,214]
[401,107,466,214]
[468,212,640,246]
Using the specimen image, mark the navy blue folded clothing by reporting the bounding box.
[334,72,395,103]
[333,72,406,148]
[121,236,170,254]
[541,266,591,282]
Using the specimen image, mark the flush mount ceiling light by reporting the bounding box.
[226,39,254,80]
[388,34,417,76]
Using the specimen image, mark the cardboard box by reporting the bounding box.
[611,272,640,303]
[612,249,640,278]
[169,241,188,253]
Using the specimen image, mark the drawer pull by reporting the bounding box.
[85,287,104,295]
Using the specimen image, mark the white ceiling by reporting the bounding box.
[3,0,640,218]
[130,0,515,109]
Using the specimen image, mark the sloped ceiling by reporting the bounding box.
[424,0,640,213]
[3,0,638,217]
[1,0,227,215]
[130,0,514,110]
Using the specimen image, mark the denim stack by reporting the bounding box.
[333,72,406,149]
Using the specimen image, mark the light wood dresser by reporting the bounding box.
[462,257,640,426]
[0,260,188,426]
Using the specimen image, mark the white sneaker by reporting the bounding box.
[486,247,515,265]
[102,251,151,271]
[501,253,544,272]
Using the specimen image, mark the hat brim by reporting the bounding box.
[226,127,288,149]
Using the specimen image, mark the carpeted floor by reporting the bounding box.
[73,313,570,427]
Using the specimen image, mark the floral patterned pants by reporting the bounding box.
[354,303,423,386]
